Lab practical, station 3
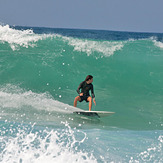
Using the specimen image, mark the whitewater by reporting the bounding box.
[0,24,163,162]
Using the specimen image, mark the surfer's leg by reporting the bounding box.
[87,96,92,111]
[74,96,81,107]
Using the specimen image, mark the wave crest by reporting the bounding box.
[62,36,124,57]
[0,25,51,51]
[153,40,163,49]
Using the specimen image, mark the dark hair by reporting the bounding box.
[85,75,93,81]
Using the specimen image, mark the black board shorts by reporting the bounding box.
[79,95,89,103]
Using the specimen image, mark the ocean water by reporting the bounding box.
[0,24,163,162]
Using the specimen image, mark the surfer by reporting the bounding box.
[74,75,96,111]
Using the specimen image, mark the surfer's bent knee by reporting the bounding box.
[75,96,81,101]
[87,96,92,102]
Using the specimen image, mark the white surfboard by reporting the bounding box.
[73,111,115,118]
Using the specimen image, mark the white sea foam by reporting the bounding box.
[129,135,163,163]
[0,84,81,114]
[0,122,96,163]
[153,40,163,49]
[62,36,124,57]
[0,25,51,51]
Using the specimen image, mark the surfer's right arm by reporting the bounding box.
[76,81,84,96]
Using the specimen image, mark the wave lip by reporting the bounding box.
[153,40,163,49]
[0,25,51,51]
[0,24,124,56]
[62,35,124,57]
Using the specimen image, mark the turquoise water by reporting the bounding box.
[0,25,163,162]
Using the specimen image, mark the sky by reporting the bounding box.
[0,0,163,33]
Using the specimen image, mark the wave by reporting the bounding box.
[0,25,163,130]
[1,24,163,162]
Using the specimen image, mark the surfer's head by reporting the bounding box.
[85,75,93,83]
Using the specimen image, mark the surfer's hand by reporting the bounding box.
[80,93,83,96]
[93,98,96,105]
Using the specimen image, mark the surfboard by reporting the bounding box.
[73,111,115,118]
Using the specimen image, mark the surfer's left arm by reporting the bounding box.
[93,98,96,105]
[91,85,96,105]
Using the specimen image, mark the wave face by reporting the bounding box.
[0,25,163,162]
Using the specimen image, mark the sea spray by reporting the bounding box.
[0,121,96,163]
